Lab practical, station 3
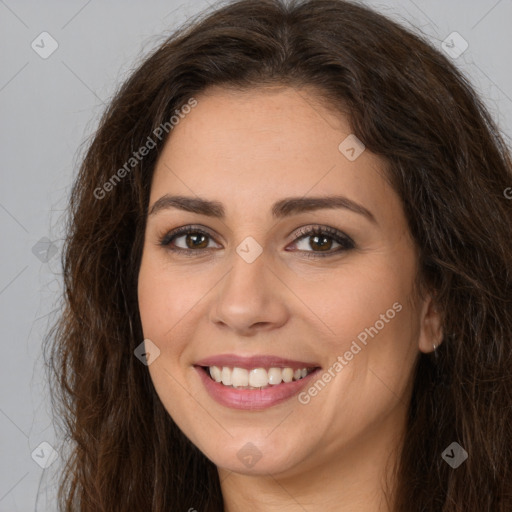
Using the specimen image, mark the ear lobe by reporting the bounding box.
[418,295,443,354]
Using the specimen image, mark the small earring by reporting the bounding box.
[433,343,437,351]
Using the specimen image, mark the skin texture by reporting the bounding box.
[137,86,443,512]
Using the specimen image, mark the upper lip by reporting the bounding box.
[194,354,321,371]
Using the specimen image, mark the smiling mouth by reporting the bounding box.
[199,365,319,390]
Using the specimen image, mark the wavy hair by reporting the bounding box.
[44,0,512,510]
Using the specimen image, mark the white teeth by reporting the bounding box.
[221,366,232,386]
[209,366,222,382]
[268,368,282,385]
[282,368,294,383]
[206,365,315,388]
[249,368,268,387]
[231,367,249,388]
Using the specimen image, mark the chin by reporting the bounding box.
[197,433,306,476]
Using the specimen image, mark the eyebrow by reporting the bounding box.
[148,194,377,224]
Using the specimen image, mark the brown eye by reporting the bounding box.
[159,226,220,255]
[179,232,210,249]
[289,226,355,258]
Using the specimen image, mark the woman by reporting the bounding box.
[44,0,512,510]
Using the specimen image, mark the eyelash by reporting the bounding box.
[158,224,355,259]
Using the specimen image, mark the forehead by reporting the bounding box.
[159,85,353,171]
[150,86,399,225]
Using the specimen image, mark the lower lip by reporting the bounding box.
[195,366,321,410]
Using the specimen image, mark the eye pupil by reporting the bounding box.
[310,235,332,251]
[187,233,208,249]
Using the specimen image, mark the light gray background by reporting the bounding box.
[1,0,511,510]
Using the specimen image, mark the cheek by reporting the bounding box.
[138,261,171,342]
[137,257,209,445]
[293,272,418,441]
[138,254,204,344]
[310,259,419,410]
[292,253,416,351]
[291,250,419,412]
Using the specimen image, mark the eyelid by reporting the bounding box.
[291,224,355,246]
[158,224,219,246]
[158,223,355,256]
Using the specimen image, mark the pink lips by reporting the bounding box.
[194,353,320,371]
[194,353,321,411]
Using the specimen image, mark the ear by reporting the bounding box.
[417,294,443,353]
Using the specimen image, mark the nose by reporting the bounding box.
[209,249,290,336]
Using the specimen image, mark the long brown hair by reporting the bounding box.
[44,0,512,510]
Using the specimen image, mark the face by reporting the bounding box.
[137,85,442,478]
